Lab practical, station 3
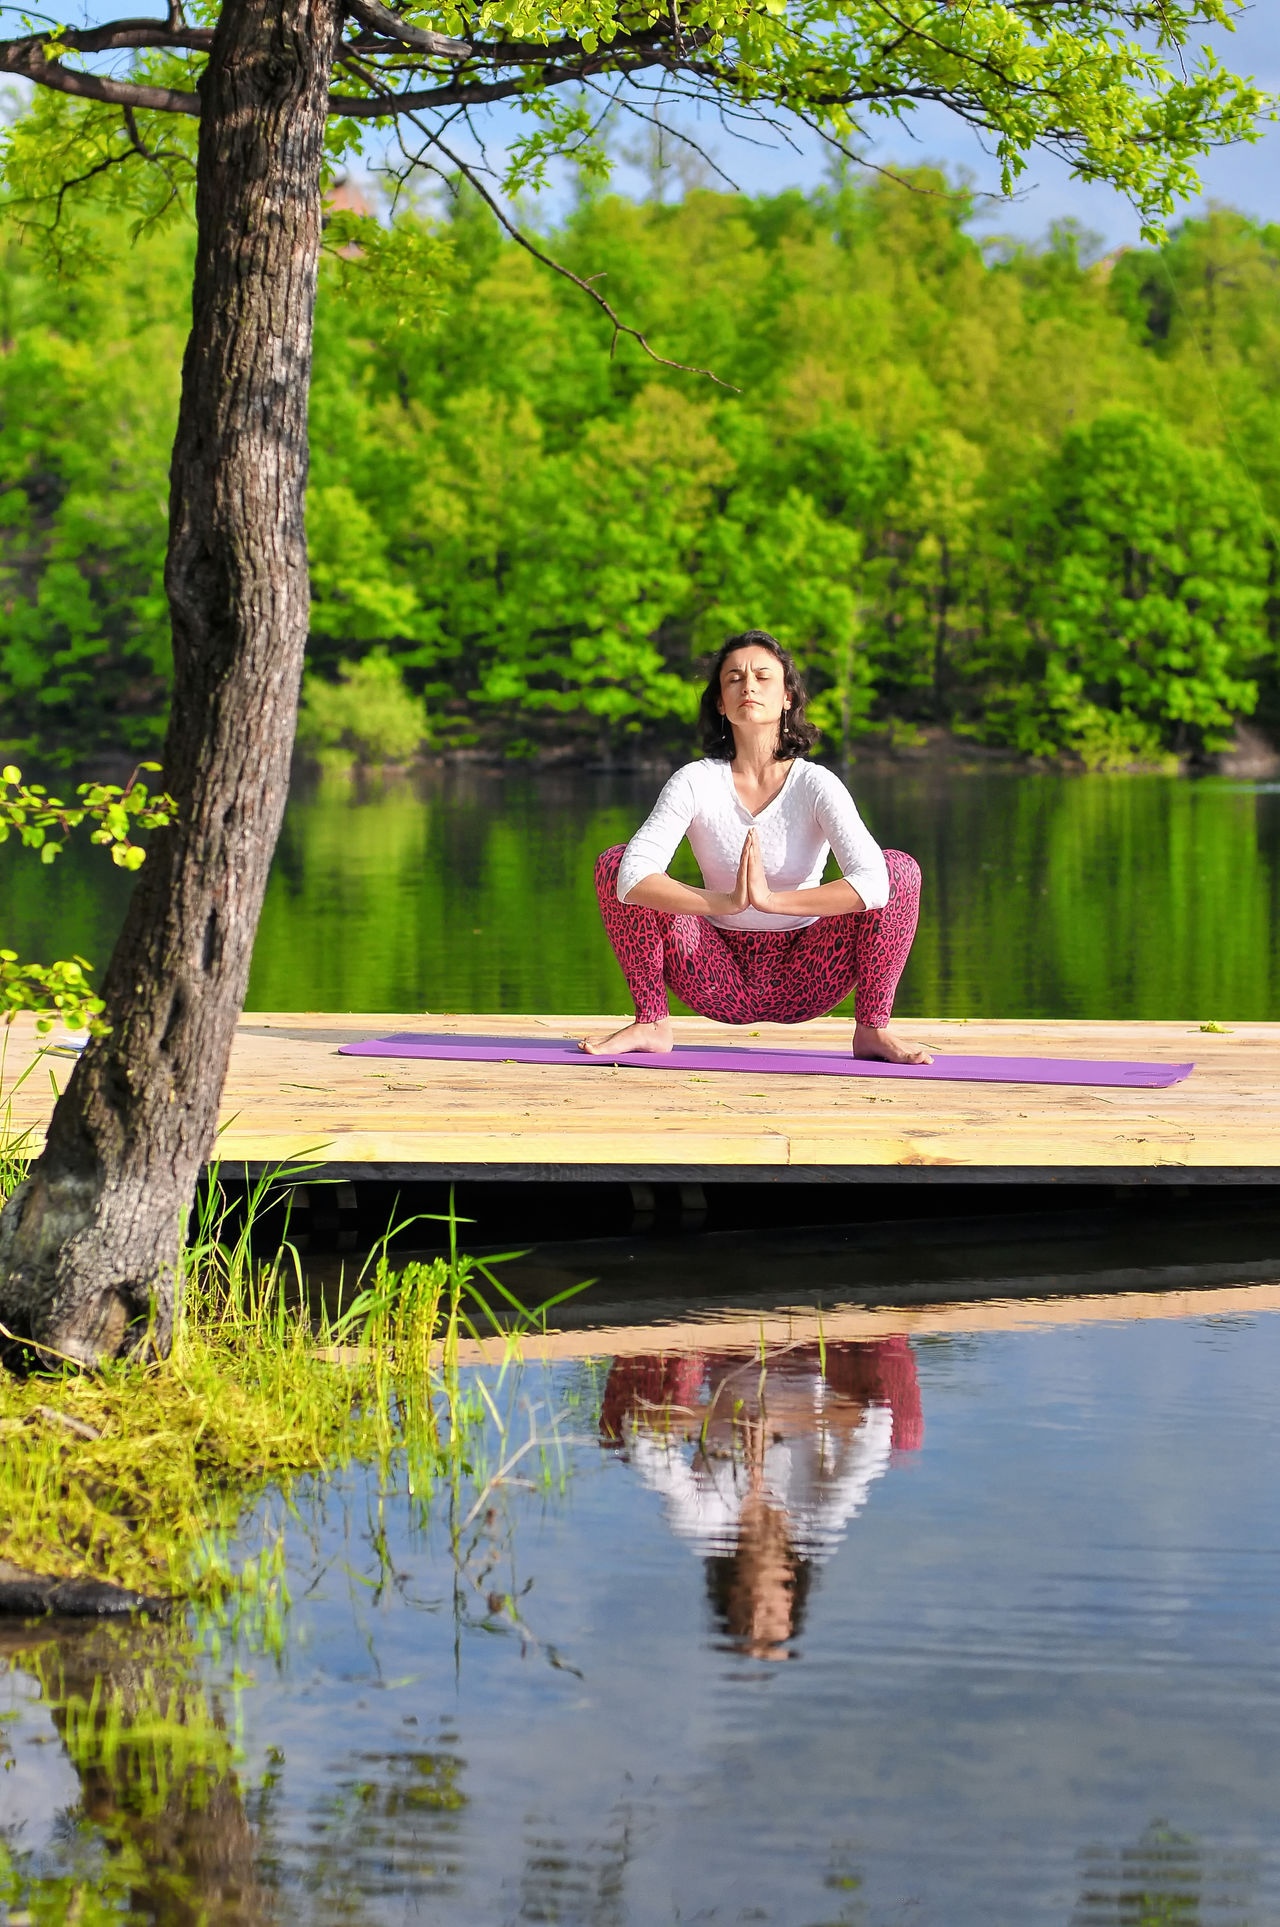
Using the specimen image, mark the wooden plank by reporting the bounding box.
[3,1012,1278,1178]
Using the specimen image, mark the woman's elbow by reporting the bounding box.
[852,873,892,913]
[619,869,659,906]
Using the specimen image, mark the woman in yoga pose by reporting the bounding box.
[583,630,929,1062]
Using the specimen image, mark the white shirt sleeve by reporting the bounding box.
[616,767,699,903]
[811,768,890,912]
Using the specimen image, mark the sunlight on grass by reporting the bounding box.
[0,1064,582,1620]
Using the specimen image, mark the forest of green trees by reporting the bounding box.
[3,168,1280,772]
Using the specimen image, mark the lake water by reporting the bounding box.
[4,1301,1280,1924]
[2,766,1279,1018]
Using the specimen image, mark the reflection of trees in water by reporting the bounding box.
[281,1734,468,1922]
[509,1799,875,1927]
[601,1338,923,1660]
[1072,1820,1260,1926]
[514,1796,645,1927]
[0,1620,265,1925]
[2,1621,478,1926]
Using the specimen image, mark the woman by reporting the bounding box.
[583,629,929,1062]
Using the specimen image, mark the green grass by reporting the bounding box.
[0,1126,562,1615]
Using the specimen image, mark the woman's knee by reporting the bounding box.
[594,844,626,900]
[883,848,921,902]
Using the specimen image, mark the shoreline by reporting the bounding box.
[42,719,1280,789]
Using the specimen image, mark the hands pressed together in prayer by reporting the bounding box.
[725,826,776,917]
[706,824,863,923]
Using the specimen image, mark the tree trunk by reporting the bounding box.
[0,0,340,1364]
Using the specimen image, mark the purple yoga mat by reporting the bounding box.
[338,1032,1194,1089]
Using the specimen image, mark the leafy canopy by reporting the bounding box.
[0,0,1270,270]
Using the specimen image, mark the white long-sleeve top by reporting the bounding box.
[626,1401,894,1562]
[615,757,890,932]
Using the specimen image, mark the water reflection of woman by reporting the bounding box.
[601,1339,923,1660]
[582,630,929,1064]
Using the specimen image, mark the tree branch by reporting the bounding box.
[329,52,667,117]
[121,99,187,163]
[1,18,211,53]
[596,82,743,193]
[344,0,469,60]
[51,138,136,223]
[0,38,200,112]
[428,132,739,390]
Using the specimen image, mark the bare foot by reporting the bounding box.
[853,1023,932,1066]
[581,1018,675,1057]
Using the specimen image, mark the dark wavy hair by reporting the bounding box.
[698,630,820,762]
[704,1544,815,1654]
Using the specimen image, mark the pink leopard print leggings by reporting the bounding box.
[594,845,922,1029]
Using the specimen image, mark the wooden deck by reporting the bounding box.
[5,1013,1280,1184]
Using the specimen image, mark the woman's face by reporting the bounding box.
[717,648,791,735]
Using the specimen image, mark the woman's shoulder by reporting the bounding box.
[668,758,727,793]
[643,760,720,816]
[791,758,853,802]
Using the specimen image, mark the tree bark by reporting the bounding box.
[0,0,341,1364]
